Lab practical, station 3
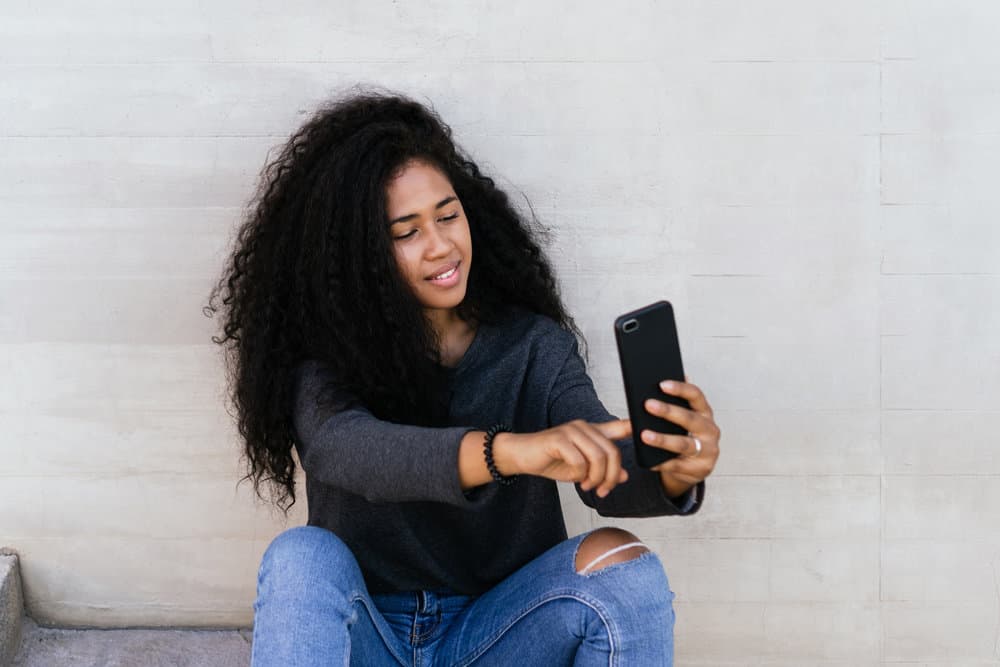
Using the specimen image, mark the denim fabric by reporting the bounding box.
[251,525,676,666]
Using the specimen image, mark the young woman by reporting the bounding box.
[206,89,720,665]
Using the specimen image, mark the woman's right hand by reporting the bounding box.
[494,420,632,498]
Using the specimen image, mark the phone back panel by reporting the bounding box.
[614,300,689,467]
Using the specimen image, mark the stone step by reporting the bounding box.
[12,618,252,667]
[1,552,25,667]
[2,549,252,667]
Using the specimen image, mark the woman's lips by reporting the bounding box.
[427,261,461,288]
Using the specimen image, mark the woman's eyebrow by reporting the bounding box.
[388,196,457,225]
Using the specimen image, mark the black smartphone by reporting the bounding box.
[614,300,689,468]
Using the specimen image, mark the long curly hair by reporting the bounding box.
[205,88,580,514]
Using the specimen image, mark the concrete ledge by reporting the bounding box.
[11,619,252,667]
[0,552,252,667]
[0,551,24,667]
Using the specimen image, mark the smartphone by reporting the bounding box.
[614,300,689,468]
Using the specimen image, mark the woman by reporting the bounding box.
[206,88,720,665]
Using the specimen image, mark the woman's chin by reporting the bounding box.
[418,284,468,311]
[423,298,466,313]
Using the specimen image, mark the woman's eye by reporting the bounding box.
[393,213,457,240]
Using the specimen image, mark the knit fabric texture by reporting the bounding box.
[292,307,704,595]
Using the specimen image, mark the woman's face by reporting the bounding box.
[385,159,472,314]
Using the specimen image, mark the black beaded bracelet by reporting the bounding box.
[483,423,517,486]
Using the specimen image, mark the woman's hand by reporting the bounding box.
[640,378,721,497]
[497,420,632,498]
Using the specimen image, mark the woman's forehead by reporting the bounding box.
[386,161,456,213]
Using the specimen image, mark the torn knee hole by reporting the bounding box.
[575,529,650,574]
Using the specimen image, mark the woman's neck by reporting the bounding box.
[427,309,476,367]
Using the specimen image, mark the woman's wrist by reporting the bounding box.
[489,432,520,477]
[458,430,521,491]
[659,470,694,499]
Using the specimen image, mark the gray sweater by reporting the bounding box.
[292,308,705,595]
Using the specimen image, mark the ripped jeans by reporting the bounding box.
[250,525,676,666]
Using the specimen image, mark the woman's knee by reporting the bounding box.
[257,525,363,595]
[574,527,650,574]
[571,528,673,605]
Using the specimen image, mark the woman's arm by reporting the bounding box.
[546,336,704,518]
[294,360,493,507]
[296,357,632,507]
[457,429,519,490]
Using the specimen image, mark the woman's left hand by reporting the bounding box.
[639,378,721,498]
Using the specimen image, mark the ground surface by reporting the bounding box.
[12,616,253,667]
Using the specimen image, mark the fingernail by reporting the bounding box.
[642,430,654,443]
[660,380,674,390]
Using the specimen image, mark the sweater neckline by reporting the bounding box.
[442,321,488,377]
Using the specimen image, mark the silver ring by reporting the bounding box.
[691,436,702,457]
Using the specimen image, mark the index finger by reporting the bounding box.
[595,418,632,441]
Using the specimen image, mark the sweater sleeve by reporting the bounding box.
[546,335,704,518]
[292,360,486,507]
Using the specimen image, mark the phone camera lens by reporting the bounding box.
[623,319,639,333]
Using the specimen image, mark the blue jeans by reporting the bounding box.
[251,525,676,666]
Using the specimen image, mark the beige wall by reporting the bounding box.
[2,1,999,663]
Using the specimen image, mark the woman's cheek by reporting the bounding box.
[397,249,422,291]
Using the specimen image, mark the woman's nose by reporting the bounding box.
[423,225,453,257]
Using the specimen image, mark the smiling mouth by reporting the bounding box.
[427,261,460,281]
[432,267,456,280]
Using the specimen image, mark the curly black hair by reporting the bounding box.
[205,87,581,515]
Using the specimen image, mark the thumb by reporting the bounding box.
[595,418,632,441]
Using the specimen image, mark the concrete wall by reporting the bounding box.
[1,1,997,663]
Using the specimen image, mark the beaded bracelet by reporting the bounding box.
[483,424,517,486]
